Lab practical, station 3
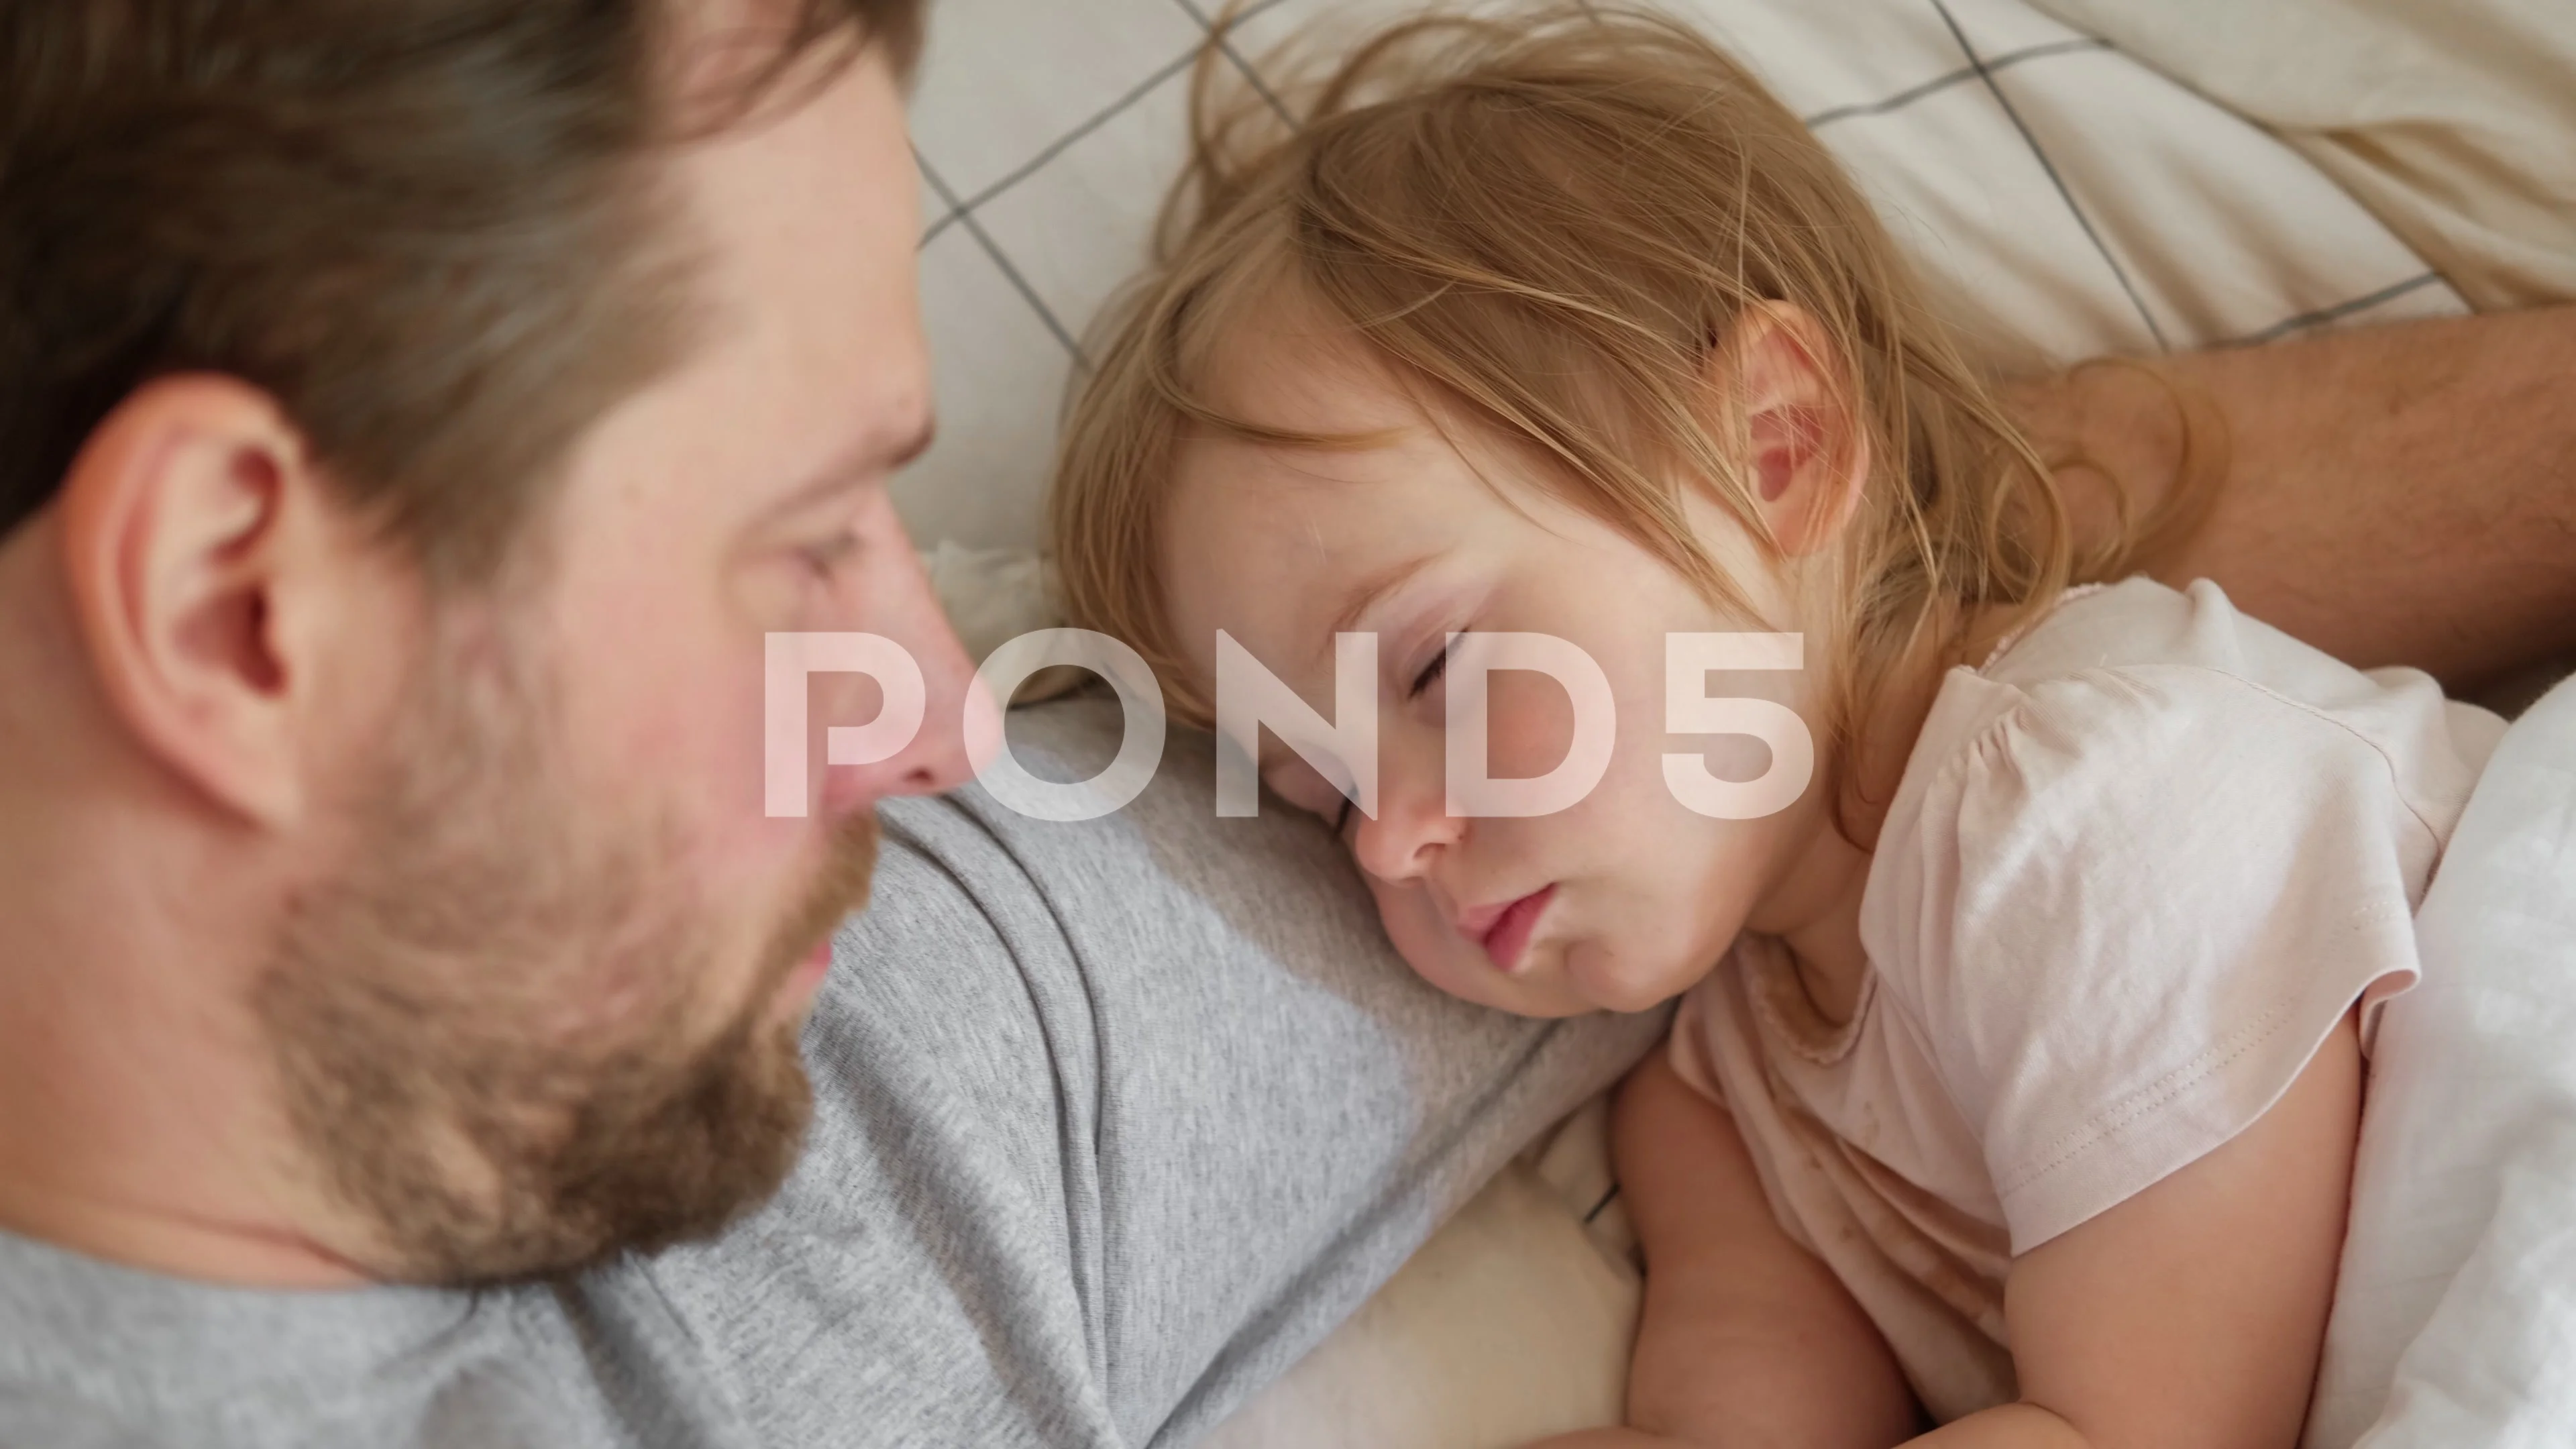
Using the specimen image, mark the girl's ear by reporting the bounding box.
[1708,301,1871,557]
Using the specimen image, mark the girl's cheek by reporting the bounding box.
[1564,938,1678,1016]
[1479,669,1581,785]
[1682,733,1777,784]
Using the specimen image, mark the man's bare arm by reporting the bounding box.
[2006,307,2576,690]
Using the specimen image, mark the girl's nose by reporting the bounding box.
[1348,759,1462,883]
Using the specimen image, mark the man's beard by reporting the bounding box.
[254,614,877,1285]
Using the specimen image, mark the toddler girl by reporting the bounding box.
[1051,8,2500,1445]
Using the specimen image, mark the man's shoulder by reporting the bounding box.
[0,1236,737,1449]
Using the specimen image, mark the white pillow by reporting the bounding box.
[895,0,2463,555]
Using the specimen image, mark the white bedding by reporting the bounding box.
[2028,0,2576,313]
[2312,676,2576,1449]
[895,1,2573,1444]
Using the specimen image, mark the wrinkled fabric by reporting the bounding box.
[2029,0,2576,311]
[1673,577,2502,1421]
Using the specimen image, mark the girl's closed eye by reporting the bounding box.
[1407,633,1457,700]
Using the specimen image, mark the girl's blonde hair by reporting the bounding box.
[1051,4,2203,816]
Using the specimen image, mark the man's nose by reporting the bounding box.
[817,517,995,817]
[1348,745,1462,883]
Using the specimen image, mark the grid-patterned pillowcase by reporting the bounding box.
[894,0,2461,553]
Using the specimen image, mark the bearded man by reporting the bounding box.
[0,3,2569,1446]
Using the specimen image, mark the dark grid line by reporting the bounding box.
[1803,36,2110,129]
[1171,0,1298,32]
[2228,271,2448,348]
[1171,0,1297,127]
[1926,0,2169,353]
[918,3,2300,369]
[915,0,1297,252]
[917,152,1089,365]
[918,9,2123,274]
[953,48,1201,220]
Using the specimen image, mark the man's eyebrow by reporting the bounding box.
[1317,552,1435,661]
[771,411,937,514]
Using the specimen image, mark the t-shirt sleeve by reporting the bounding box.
[1874,663,2451,1254]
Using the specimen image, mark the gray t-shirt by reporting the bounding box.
[0,700,1662,1448]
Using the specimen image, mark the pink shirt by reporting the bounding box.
[1669,577,2505,1422]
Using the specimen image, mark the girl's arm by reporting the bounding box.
[1527,1052,1922,1449]
[1911,1014,2365,1449]
[2005,305,2576,690]
[1532,1012,2360,1449]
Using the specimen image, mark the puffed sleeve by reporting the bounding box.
[1866,661,2470,1254]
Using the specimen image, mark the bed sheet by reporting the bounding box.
[2311,677,2576,1449]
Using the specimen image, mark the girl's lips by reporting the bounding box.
[1479,883,1557,973]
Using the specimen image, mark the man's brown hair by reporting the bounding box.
[0,0,924,580]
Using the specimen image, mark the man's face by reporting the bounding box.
[259,45,982,1284]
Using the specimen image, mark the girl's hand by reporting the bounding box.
[1592,1051,1923,1448]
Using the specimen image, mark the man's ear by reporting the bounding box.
[56,375,360,826]
[1709,301,1872,557]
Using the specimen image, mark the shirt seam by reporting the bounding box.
[2045,663,2451,859]
[2161,665,2452,852]
[1992,993,2297,1201]
[1951,660,2438,1199]
[1977,580,2112,672]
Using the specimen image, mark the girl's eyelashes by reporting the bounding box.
[1407,635,1457,700]
[1334,796,1354,837]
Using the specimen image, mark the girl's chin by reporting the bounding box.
[1493,953,1616,1019]
[1556,943,1697,1016]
